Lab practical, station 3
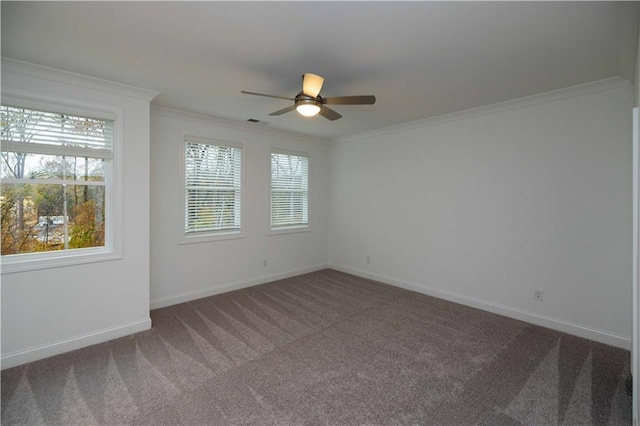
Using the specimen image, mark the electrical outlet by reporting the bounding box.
[263,259,267,267]
[534,289,544,302]
[366,256,371,264]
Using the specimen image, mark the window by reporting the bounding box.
[270,150,309,232]
[1,103,116,270]
[182,136,243,243]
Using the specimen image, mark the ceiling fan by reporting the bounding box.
[241,73,376,121]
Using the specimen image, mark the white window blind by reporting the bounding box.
[1,105,113,159]
[184,139,242,235]
[271,151,309,229]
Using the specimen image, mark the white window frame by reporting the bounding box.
[179,134,245,244]
[1,94,124,274]
[268,148,310,235]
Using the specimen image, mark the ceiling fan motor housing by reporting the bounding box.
[295,92,321,109]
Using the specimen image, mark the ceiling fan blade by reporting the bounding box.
[322,95,376,105]
[269,105,297,116]
[318,106,342,121]
[302,73,324,98]
[241,90,295,101]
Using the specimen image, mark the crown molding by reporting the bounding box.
[1,57,160,102]
[151,105,331,145]
[333,77,632,145]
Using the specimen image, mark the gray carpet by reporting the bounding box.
[1,269,632,425]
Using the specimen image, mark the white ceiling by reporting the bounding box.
[2,2,638,139]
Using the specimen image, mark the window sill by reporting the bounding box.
[268,225,310,236]
[179,230,245,245]
[1,248,122,275]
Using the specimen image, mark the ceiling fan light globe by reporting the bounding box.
[296,104,321,117]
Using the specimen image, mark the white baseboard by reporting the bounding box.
[1,318,151,370]
[150,263,329,310]
[330,264,631,350]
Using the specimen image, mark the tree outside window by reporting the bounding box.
[1,105,111,256]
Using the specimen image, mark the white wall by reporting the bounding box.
[633,24,640,425]
[1,60,157,368]
[636,27,640,108]
[329,79,634,348]
[632,106,639,426]
[149,108,329,308]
